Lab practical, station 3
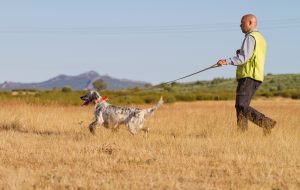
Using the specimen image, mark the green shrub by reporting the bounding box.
[195,81,203,85]
[211,78,225,85]
[163,95,176,103]
[93,79,107,91]
[260,92,273,98]
[171,82,179,87]
[196,94,213,100]
[291,93,300,99]
[62,86,72,93]
[277,85,283,91]
[144,96,155,104]
[163,85,173,92]
[175,94,196,101]
[274,91,291,98]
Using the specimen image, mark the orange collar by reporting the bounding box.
[95,96,109,105]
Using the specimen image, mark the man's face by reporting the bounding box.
[240,18,251,33]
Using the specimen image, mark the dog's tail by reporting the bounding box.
[143,96,163,118]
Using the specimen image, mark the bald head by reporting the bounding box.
[240,14,257,33]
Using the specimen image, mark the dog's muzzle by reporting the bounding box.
[80,96,90,106]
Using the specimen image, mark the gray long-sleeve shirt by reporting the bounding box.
[226,29,257,66]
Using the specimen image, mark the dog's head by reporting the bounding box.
[80,91,101,106]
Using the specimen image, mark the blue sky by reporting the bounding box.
[1,0,299,84]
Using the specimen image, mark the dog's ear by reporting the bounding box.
[91,91,101,100]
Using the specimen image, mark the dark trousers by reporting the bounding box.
[235,77,269,130]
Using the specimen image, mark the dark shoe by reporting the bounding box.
[262,118,276,135]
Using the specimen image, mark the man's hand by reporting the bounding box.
[217,59,227,66]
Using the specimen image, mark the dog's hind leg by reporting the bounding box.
[111,123,121,133]
[126,117,144,135]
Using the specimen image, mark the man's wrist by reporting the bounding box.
[225,58,233,65]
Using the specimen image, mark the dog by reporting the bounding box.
[80,91,163,135]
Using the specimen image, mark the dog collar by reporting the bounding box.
[95,96,109,105]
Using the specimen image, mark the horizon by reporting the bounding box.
[1,1,300,84]
[1,71,299,86]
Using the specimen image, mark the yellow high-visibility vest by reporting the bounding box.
[236,31,267,82]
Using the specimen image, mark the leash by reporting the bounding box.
[100,63,221,99]
[157,63,220,86]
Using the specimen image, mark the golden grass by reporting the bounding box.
[0,99,299,189]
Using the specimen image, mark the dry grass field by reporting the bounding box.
[0,99,299,189]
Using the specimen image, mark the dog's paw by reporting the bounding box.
[89,127,96,135]
[142,127,150,133]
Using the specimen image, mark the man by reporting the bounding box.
[217,14,276,135]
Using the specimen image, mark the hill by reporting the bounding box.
[0,71,148,90]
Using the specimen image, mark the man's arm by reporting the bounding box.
[218,35,256,66]
[226,35,256,65]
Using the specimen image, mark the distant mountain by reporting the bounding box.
[0,71,149,90]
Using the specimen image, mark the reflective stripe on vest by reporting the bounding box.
[236,31,267,82]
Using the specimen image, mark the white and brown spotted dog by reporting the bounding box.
[80,91,163,135]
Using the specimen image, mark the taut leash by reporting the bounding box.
[158,63,220,86]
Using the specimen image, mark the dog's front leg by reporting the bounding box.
[89,112,104,135]
[89,120,99,135]
[89,118,104,135]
